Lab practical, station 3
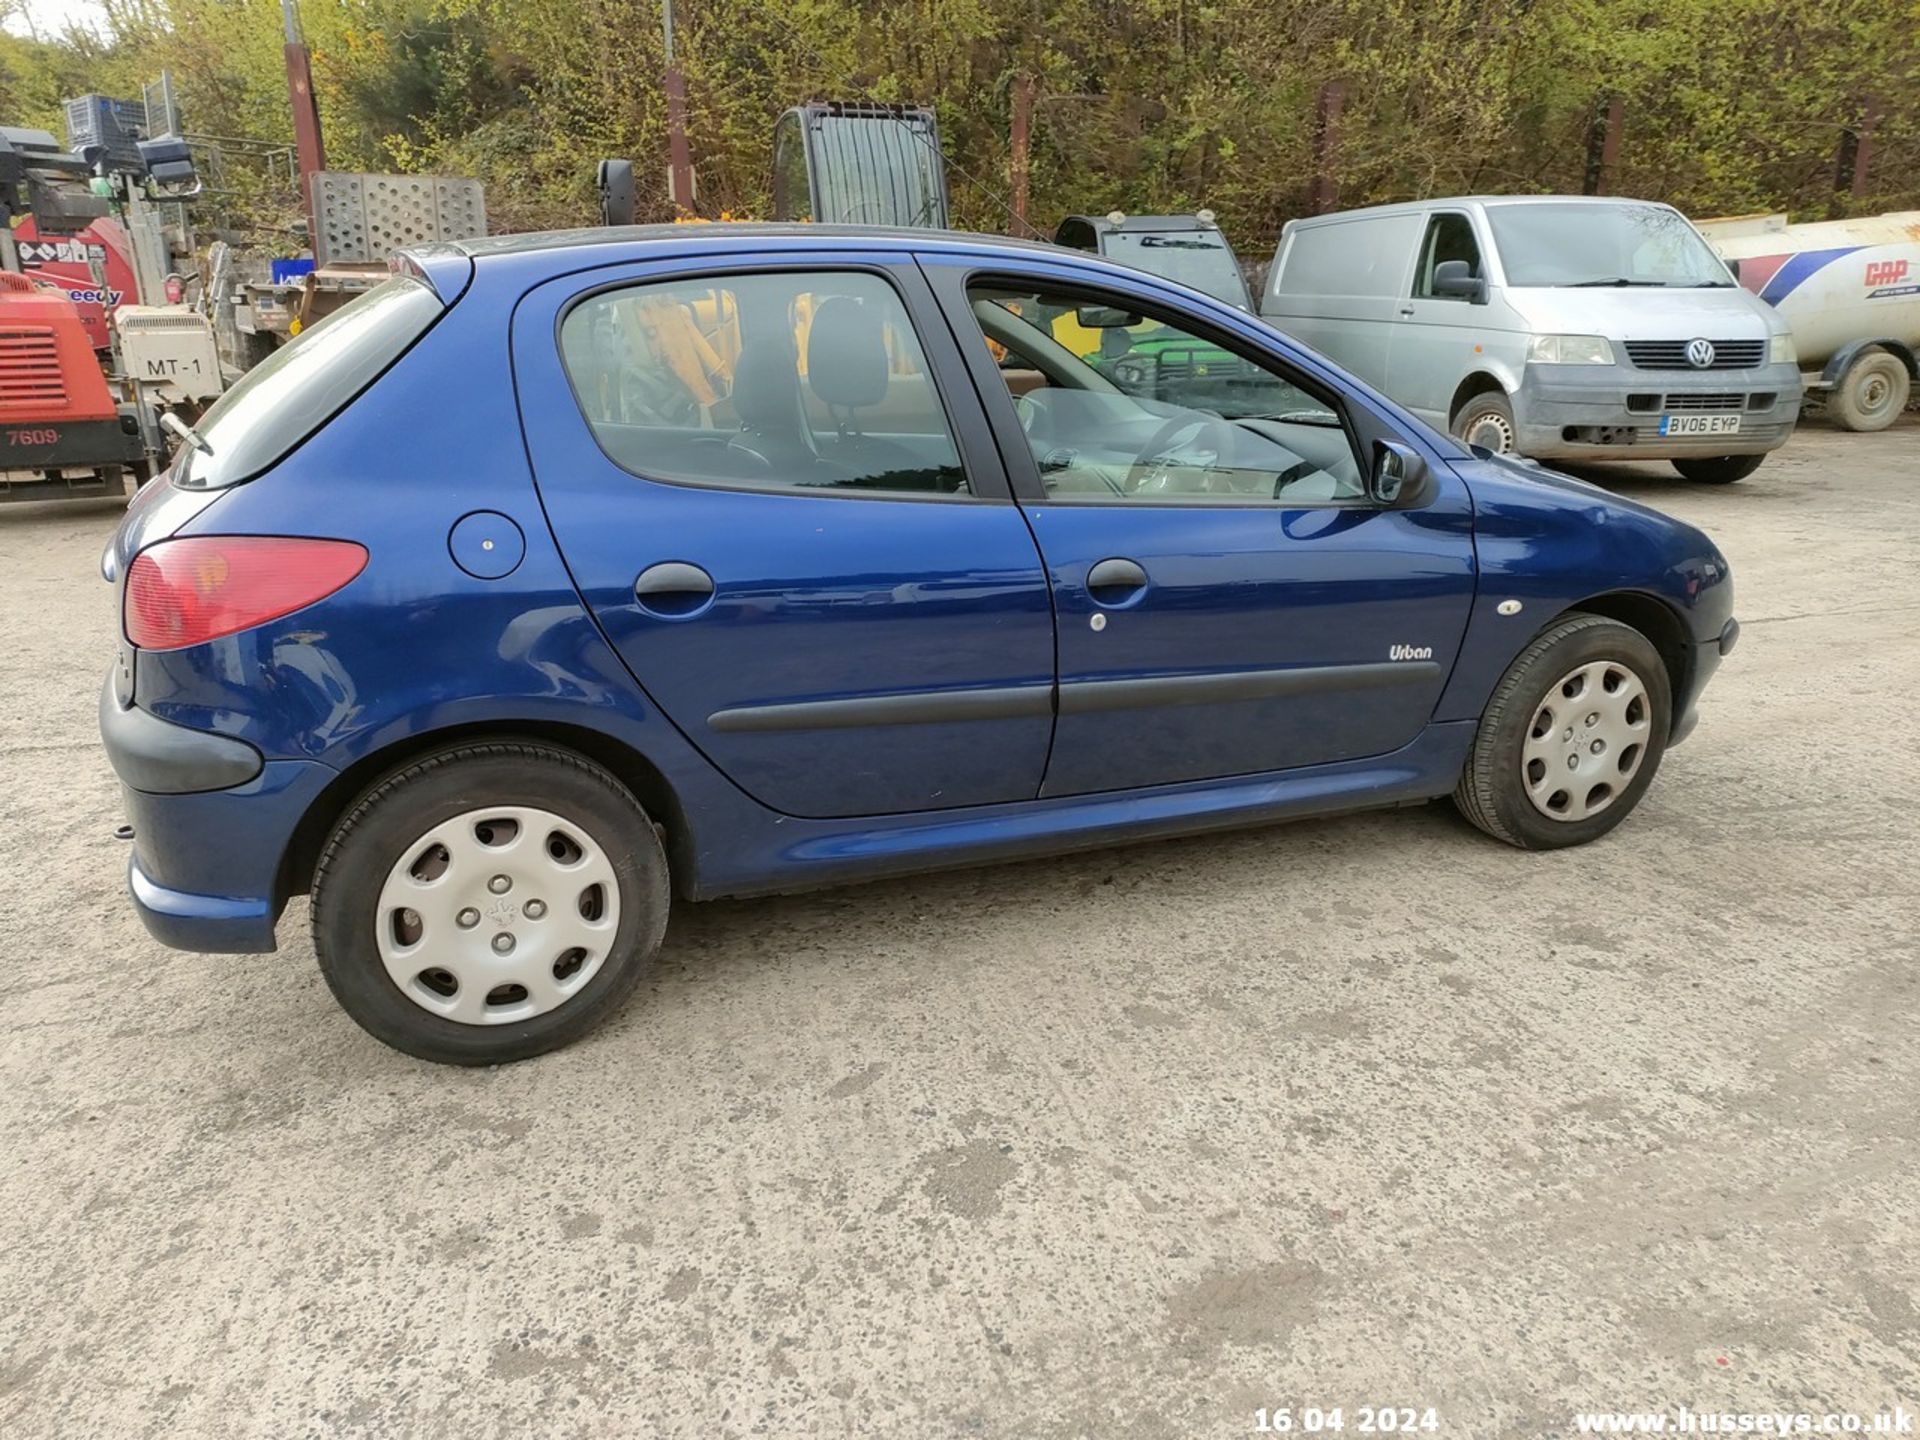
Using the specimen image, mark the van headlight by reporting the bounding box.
[1527,334,1615,365]
[1770,332,1797,365]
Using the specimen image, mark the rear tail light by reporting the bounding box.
[125,536,367,650]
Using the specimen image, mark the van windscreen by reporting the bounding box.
[1486,204,1733,288]
[175,276,444,490]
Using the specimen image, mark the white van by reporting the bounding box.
[1262,196,1802,483]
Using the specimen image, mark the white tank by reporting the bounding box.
[1695,211,1918,430]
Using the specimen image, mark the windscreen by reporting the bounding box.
[175,276,444,489]
[1486,203,1734,288]
[1103,231,1251,308]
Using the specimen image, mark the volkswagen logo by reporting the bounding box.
[1686,337,1716,369]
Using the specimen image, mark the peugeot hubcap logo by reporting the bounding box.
[487,898,518,927]
[1686,337,1716,368]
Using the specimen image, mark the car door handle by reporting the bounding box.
[633,561,715,618]
[1398,306,1416,317]
[1087,557,1149,605]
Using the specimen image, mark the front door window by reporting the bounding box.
[968,284,1365,505]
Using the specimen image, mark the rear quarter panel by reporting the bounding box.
[128,264,742,842]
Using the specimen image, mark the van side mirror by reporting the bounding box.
[1432,259,1487,304]
[1724,256,1742,282]
[1372,440,1428,505]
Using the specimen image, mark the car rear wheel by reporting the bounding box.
[312,742,669,1064]
[1451,390,1517,454]
[1671,453,1765,484]
[1453,613,1672,850]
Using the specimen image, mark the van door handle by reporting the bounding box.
[1087,556,1149,605]
[1398,306,1416,317]
[633,561,715,617]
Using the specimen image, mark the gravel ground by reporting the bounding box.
[2,419,1915,1438]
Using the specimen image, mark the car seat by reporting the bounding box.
[805,297,941,489]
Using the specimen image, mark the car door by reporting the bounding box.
[1384,209,1492,427]
[922,254,1476,800]
[512,251,1056,820]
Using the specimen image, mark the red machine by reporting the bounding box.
[0,270,143,497]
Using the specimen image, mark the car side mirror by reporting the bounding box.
[1372,440,1428,505]
[1432,259,1487,304]
[1724,256,1742,282]
[1076,304,1140,328]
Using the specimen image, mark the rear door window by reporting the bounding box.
[175,276,444,489]
[557,269,970,496]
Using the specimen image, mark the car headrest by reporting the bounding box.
[731,340,800,432]
[806,297,889,409]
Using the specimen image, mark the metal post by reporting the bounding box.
[1309,81,1344,215]
[1584,96,1623,195]
[1008,74,1035,236]
[281,0,327,228]
[663,0,695,214]
[1835,97,1879,209]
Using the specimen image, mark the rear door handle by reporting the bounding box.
[1086,556,1149,605]
[633,561,715,617]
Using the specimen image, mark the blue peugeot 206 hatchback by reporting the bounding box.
[101,225,1737,1064]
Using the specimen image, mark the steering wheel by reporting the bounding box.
[1124,411,1240,495]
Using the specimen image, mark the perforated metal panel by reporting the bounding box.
[433,179,487,244]
[313,172,488,266]
[315,172,369,265]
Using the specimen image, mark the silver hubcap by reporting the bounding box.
[1464,407,1515,453]
[377,805,621,1025]
[1521,660,1651,822]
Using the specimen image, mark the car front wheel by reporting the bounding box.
[1451,390,1517,454]
[1453,614,1672,850]
[312,742,670,1064]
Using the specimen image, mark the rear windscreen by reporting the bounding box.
[175,276,444,490]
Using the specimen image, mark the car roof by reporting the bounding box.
[1289,194,1680,226]
[403,222,1269,315]
[435,222,1066,262]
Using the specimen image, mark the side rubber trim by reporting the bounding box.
[100,676,265,794]
[1059,660,1441,715]
[708,684,1053,733]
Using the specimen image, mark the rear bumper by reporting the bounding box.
[1514,362,1803,461]
[129,854,280,954]
[112,756,338,955]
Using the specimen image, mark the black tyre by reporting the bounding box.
[1451,389,1518,454]
[1671,453,1764,484]
[1453,614,1672,850]
[312,742,670,1064]
[1829,346,1910,432]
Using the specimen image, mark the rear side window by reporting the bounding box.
[1272,214,1423,301]
[558,270,970,496]
[176,277,444,490]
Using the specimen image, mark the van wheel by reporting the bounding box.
[1451,391,1517,453]
[1671,454,1765,484]
[1829,347,1910,432]
[311,743,670,1065]
[1453,613,1671,850]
